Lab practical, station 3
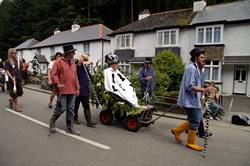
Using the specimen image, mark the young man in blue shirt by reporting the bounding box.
[171,47,212,151]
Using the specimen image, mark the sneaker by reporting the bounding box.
[48,103,52,109]
[74,119,81,125]
[66,129,80,136]
[87,121,97,128]
[213,117,220,120]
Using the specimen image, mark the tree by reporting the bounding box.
[153,49,185,96]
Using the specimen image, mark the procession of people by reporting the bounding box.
[1,45,220,153]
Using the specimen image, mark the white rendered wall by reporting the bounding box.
[179,28,196,65]
[224,23,250,57]
[221,65,234,95]
[247,65,250,97]
[134,32,155,58]
[18,49,35,63]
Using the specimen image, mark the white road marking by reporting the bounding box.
[228,97,234,112]
[5,108,111,150]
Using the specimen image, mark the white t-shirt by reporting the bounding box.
[48,61,54,70]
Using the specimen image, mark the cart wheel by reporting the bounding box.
[141,114,153,127]
[100,110,113,125]
[115,111,127,121]
[141,119,152,127]
[125,115,141,132]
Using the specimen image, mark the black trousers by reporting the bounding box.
[198,120,205,137]
[74,95,91,122]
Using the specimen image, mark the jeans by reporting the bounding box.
[60,94,76,123]
[209,101,220,118]
[184,107,202,130]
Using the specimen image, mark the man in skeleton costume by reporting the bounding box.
[104,53,139,108]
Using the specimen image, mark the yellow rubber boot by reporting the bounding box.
[171,121,189,142]
[186,129,204,151]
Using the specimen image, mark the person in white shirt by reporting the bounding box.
[48,52,62,108]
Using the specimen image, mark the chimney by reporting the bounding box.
[54,28,60,35]
[193,0,206,12]
[139,9,150,20]
[71,21,80,32]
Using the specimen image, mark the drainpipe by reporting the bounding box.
[101,40,104,66]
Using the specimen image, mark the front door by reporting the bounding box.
[233,65,247,94]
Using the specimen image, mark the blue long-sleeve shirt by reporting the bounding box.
[138,66,156,95]
[177,63,204,108]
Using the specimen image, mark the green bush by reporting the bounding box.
[153,49,184,96]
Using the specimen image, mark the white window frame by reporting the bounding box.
[50,47,55,56]
[116,34,133,49]
[196,25,224,45]
[157,29,179,47]
[204,60,221,82]
[119,61,131,73]
[83,43,90,54]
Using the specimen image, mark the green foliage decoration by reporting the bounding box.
[153,49,185,96]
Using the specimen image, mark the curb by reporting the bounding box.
[24,86,51,94]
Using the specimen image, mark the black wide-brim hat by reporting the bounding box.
[190,47,205,58]
[144,57,153,64]
[63,44,76,54]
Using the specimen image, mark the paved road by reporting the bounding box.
[0,89,249,166]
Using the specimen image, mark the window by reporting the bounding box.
[116,34,133,49]
[119,61,130,73]
[204,61,221,82]
[157,29,179,46]
[196,25,223,44]
[50,47,55,56]
[83,43,90,54]
[36,48,41,55]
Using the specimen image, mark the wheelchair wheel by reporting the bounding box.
[100,110,113,125]
[125,115,141,132]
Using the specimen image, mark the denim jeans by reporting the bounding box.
[209,101,220,118]
[60,94,76,123]
[183,107,202,130]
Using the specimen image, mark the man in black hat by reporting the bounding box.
[171,47,212,151]
[48,44,80,135]
[138,57,156,102]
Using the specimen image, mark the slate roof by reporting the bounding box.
[31,24,113,48]
[110,9,196,36]
[15,39,39,50]
[191,0,250,25]
[34,54,48,63]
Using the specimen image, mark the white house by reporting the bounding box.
[109,0,250,96]
[16,23,113,73]
[190,0,250,96]
[15,38,39,63]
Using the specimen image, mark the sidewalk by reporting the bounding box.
[23,84,250,131]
